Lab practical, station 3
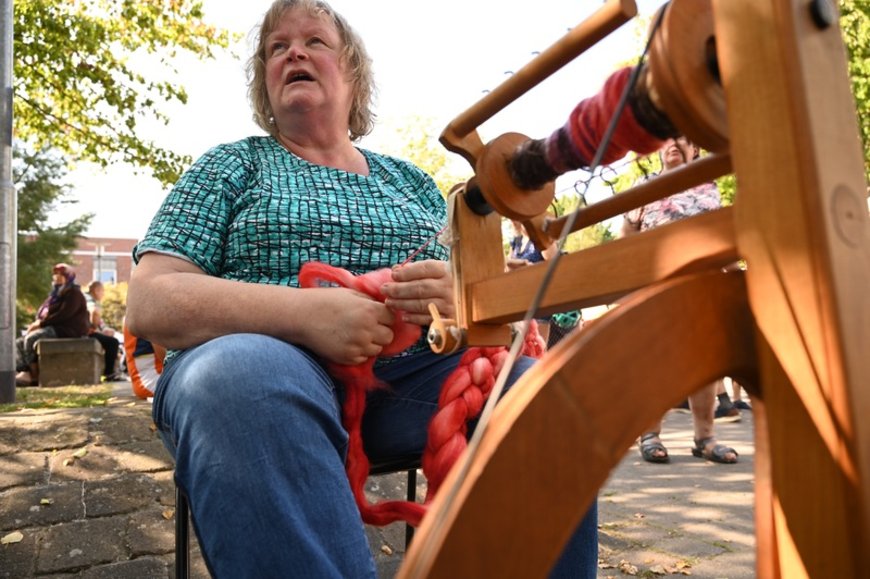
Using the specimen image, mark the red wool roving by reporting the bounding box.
[299,262,544,527]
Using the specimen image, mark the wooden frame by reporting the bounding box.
[399,0,870,576]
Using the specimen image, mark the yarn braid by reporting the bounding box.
[299,262,544,527]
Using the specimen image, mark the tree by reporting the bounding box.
[101,282,127,332]
[14,0,234,186]
[14,145,92,328]
[839,0,870,182]
[380,116,471,197]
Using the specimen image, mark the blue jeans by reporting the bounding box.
[153,334,597,578]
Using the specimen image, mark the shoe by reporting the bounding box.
[15,371,37,387]
[714,404,742,423]
[733,400,751,411]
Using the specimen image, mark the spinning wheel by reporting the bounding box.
[400,0,870,577]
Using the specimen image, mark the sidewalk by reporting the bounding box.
[1,383,755,578]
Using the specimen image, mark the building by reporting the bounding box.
[72,237,138,287]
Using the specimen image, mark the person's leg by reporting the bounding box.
[17,327,57,384]
[90,333,119,377]
[153,334,376,579]
[689,383,738,463]
[730,379,751,410]
[368,350,598,579]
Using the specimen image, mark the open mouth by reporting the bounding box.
[286,72,314,85]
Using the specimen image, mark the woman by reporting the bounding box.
[127,1,597,577]
[15,263,90,386]
[622,137,740,464]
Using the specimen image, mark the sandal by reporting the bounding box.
[638,433,670,463]
[692,437,738,464]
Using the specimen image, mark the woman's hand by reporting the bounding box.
[380,260,454,326]
[300,288,396,366]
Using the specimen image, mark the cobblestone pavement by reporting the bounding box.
[0,384,755,578]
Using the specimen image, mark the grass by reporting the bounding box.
[0,384,113,413]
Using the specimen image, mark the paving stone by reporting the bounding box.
[0,416,20,456]
[160,549,209,579]
[10,412,90,452]
[37,516,128,574]
[85,472,166,517]
[47,444,124,483]
[90,407,158,446]
[0,481,84,531]
[80,556,168,578]
[0,451,46,490]
[110,439,174,473]
[0,526,40,578]
[126,505,175,556]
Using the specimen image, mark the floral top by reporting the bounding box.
[624,181,721,232]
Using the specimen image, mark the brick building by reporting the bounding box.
[72,237,138,287]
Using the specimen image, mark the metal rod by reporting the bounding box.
[0,0,16,403]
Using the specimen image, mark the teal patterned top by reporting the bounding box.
[134,136,449,360]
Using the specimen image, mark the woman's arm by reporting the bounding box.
[127,253,399,365]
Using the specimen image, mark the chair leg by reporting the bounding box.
[405,468,416,547]
[176,485,190,579]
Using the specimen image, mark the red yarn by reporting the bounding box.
[298,262,544,527]
[550,66,665,171]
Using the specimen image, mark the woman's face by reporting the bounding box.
[51,271,66,285]
[264,7,352,130]
[660,137,696,170]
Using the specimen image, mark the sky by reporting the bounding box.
[57,0,665,239]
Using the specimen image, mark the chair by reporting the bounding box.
[174,457,421,579]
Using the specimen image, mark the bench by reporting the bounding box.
[36,338,104,387]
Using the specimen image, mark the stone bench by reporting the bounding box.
[36,338,104,387]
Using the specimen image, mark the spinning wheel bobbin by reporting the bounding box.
[475,132,556,221]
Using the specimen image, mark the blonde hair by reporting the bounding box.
[246,0,376,141]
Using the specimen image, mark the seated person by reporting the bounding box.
[85,281,122,381]
[125,1,598,576]
[15,263,90,386]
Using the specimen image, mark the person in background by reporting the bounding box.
[15,263,90,386]
[506,219,559,344]
[123,321,165,400]
[622,137,740,464]
[85,281,122,381]
[125,1,597,577]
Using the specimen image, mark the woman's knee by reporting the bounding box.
[162,334,340,422]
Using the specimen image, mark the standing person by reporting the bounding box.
[125,1,597,577]
[15,263,90,386]
[85,281,122,381]
[621,137,739,464]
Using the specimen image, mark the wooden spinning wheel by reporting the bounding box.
[400,0,870,577]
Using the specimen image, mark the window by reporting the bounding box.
[93,256,117,284]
